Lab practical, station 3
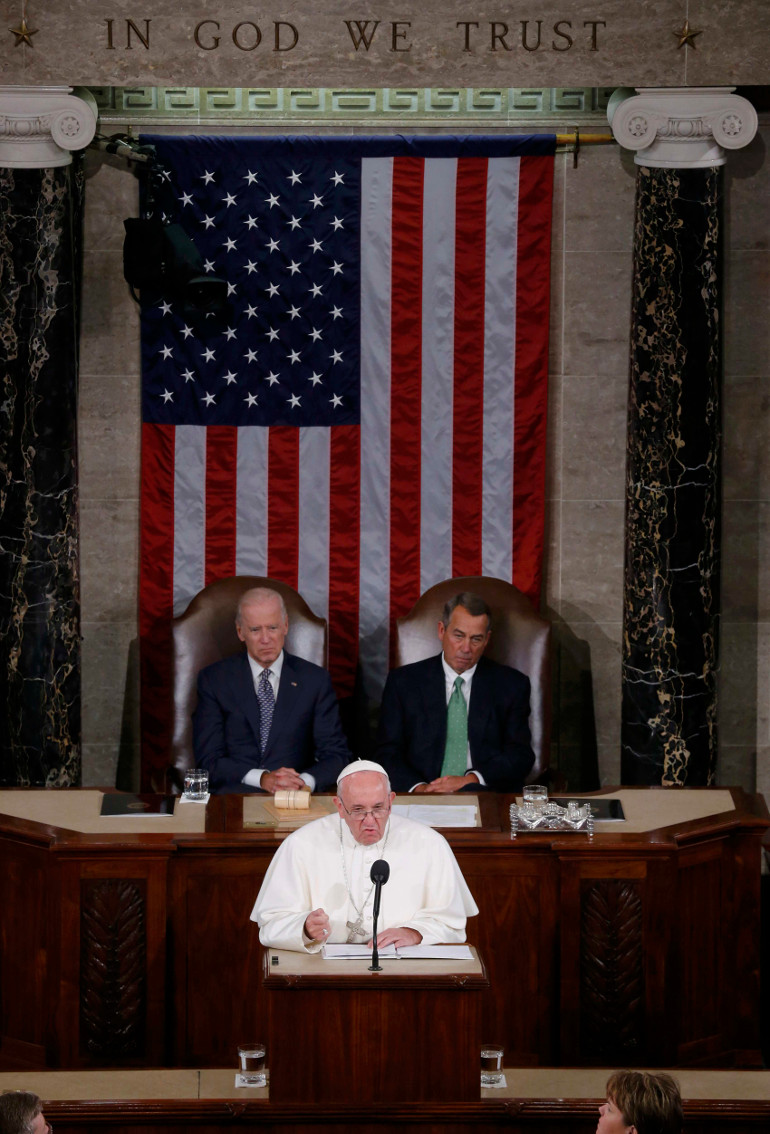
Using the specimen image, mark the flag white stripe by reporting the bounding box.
[173,425,206,616]
[359,156,393,700]
[482,158,519,579]
[298,427,331,621]
[420,158,456,594]
[235,425,269,576]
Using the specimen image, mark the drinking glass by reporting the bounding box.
[183,768,209,800]
[238,1042,267,1086]
[480,1044,504,1086]
[522,784,547,806]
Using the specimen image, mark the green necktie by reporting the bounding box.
[441,676,468,777]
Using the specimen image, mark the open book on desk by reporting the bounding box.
[321,943,473,960]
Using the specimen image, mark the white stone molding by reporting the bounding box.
[0,86,97,168]
[607,87,758,168]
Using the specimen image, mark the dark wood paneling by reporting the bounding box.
[677,843,723,1061]
[721,831,764,1066]
[56,854,170,1068]
[580,877,644,1061]
[457,846,559,1065]
[264,961,486,1103]
[0,839,49,1063]
[558,853,678,1067]
[37,1096,770,1133]
[168,848,271,1066]
[80,877,148,1058]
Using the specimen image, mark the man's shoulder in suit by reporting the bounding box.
[474,654,529,687]
[387,654,442,682]
[280,650,325,677]
[198,651,248,684]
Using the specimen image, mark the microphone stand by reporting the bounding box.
[369,876,384,972]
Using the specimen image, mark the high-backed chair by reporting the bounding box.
[393,576,551,784]
[169,576,327,789]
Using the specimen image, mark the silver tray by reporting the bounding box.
[510,799,595,836]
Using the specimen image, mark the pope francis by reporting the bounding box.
[251,760,478,951]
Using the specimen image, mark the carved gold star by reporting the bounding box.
[674,20,702,49]
[10,17,38,47]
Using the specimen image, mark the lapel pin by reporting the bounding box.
[291,681,298,687]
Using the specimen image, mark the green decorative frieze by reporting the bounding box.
[89,86,614,125]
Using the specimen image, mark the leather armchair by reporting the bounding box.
[393,576,551,783]
[169,576,327,789]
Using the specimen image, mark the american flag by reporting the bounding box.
[139,135,554,785]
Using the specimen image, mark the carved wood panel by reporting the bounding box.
[80,878,147,1057]
[580,879,644,1061]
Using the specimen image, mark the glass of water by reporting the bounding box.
[183,768,209,800]
[480,1044,504,1086]
[238,1042,267,1086]
[522,783,548,807]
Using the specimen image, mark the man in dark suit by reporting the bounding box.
[377,592,534,793]
[193,587,350,793]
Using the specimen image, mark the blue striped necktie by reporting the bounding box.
[257,668,275,756]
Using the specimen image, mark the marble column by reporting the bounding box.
[0,87,96,786]
[609,88,757,785]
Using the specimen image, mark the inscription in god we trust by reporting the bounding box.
[103,17,607,54]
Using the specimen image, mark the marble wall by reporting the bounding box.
[5,1,770,88]
[720,125,770,803]
[0,164,83,787]
[77,117,770,794]
[79,155,142,787]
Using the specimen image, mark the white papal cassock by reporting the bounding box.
[251,813,479,952]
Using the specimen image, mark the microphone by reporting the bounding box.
[369,859,390,972]
[371,858,390,886]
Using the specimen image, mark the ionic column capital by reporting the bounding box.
[608,87,758,169]
[0,86,97,168]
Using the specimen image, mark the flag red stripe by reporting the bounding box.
[389,157,424,636]
[204,426,237,585]
[267,426,300,589]
[452,158,488,577]
[139,422,176,789]
[512,156,553,605]
[328,425,361,696]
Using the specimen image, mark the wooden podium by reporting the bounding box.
[1,788,767,1071]
[260,946,490,1103]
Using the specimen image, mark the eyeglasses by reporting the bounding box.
[339,800,391,821]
